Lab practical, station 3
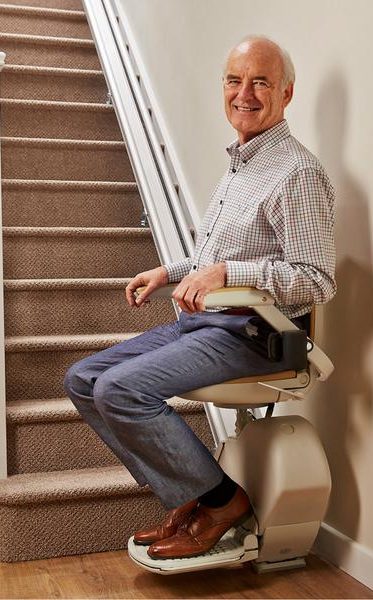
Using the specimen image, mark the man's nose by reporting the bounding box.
[236,82,255,101]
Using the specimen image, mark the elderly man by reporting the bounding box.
[64,35,336,560]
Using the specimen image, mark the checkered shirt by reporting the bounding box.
[164,120,336,319]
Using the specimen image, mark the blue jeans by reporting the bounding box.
[64,312,292,508]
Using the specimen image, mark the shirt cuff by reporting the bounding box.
[225,260,259,288]
[163,258,192,283]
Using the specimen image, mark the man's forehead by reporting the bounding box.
[226,42,282,74]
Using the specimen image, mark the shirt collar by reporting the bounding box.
[226,119,291,162]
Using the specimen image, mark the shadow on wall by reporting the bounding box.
[311,71,373,541]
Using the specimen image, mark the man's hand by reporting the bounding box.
[126,266,169,307]
[172,263,226,313]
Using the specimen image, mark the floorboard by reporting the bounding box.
[1,551,372,599]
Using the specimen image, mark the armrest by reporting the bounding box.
[135,285,275,307]
[135,285,334,382]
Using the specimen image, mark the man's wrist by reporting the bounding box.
[159,266,169,285]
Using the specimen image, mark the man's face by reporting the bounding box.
[224,41,293,144]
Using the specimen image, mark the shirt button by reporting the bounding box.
[242,159,247,164]
[232,168,237,173]
[206,232,210,237]
[220,200,223,205]
[192,265,197,270]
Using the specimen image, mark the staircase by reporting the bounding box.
[0,0,214,562]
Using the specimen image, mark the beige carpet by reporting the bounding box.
[0,0,214,562]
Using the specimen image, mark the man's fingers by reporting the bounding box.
[194,291,206,312]
[135,283,156,307]
[125,276,145,306]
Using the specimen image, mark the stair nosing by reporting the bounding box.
[0,98,115,112]
[6,396,204,424]
[1,136,125,148]
[3,64,103,77]
[4,277,131,291]
[2,179,137,190]
[0,465,144,505]
[3,226,150,237]
[0,31,95,47]
[0,3,86,19]
[5,332,139,353]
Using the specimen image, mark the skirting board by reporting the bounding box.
[313,522,373,591]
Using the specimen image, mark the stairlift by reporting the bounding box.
[128,286,333,575]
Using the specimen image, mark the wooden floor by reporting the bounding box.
[1,551,372,599]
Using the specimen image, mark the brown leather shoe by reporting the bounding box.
[133,499,198,546]
[147,486,252,559]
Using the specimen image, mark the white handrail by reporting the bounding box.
[0,51,7,479]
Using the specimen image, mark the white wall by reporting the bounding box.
[119,0,373,574]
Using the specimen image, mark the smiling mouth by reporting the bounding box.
[234,106,261,112]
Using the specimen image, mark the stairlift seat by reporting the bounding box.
[129,285,333,574]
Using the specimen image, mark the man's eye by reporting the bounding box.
[225,79,240,87]
[253,80,269,88]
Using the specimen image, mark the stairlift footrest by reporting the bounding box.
[127,528,258,575]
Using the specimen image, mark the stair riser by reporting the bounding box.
[7,411,213,475]
[5,290,175,336]
[0,493,165,562]
[1,104,122,141]
[0,0,82,8]
[2,187,143,227]
[0,12,91,40]
[0,39,100,69]
[2,71,107,103]
[3,234,159,278]
[1,142,133,181]
[7,418,119,475]
[6,346,129,401]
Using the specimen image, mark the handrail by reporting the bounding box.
[82,2,228,443]
[0,51,8,479]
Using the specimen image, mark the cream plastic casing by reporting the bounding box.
[217,415,332,563]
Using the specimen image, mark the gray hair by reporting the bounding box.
[226,35,295,88]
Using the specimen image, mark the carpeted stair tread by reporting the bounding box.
[6,396,207,424]
[1,99,121,140]
[4,277,176,337]
[1,101,118,138]
[0,8,91,40]
[5,332,138,353]
[1,64,107,103]
[0,34,100,70]
[1,137,134,181]
[2,180,143,228]
[0,3,85,17]
[3,227,158,279]
[0,465,142,505]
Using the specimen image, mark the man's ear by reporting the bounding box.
[283,83,294,108]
